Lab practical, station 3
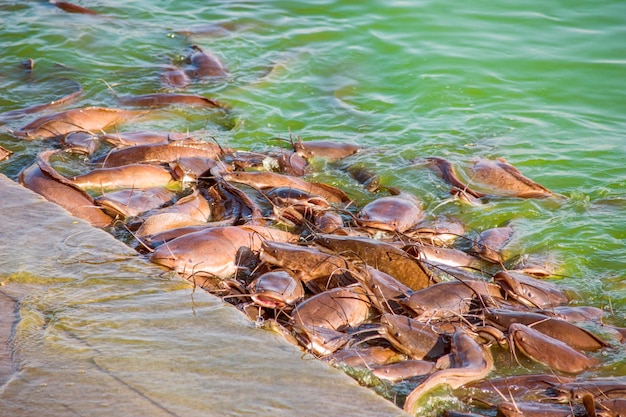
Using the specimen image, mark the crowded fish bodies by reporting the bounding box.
[2,16,624,415]
[9,122,624,415]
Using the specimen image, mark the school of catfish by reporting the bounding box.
[2,4,625,416]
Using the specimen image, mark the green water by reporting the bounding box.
[1,0,625,414]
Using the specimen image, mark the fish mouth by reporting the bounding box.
[274,206,304,226]
[149,252,177,269]
[251,293,286,309]
[356,218,398,232]
[291,325,348,357]
[544,387,572,402]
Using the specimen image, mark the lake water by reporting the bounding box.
[1,0,625,415]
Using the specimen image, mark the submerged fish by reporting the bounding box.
[465,158,554,198]
[15,107,145,139]
[19,163,112,228]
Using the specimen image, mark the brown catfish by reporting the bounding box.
[403,328,493,415]
[100,130,186,148]
[35,149,78,189]
[358,265,412,303]
[62,131,99,155]
[161,65,191,89]
[151,189,212,221]
[185,45,228,78]
[473,225,514,264]
[313,234,432,291]
[19,163,112,228]
[497,401,584,417]
[248,270,305,309]
[143,225,225,248]
[268,149,308,177]
[407,218,465,246]
[509,323,598,374]
[150,226,256,279]
[485,308,609,351]
[401,280,503,321]
[222,171,352,204]
[37,150,172,196]
[95,188,176,218]
[494,270,569,309]
[136,213,207,239]
[549,377,626,402]
[327,346,403,369]
[443,412,494,417]
[150,225,296,279]
[466,158,554,198]
[15,107,145,139]
[291,286,371,332]
[207,179,265,225]
[541,305,604,322]
[98,141,229,167]
[314,210,344,233]
[259,240,359,290]
[50,0,99,15]
[136,190,212,237]
[371,360,435,383]
[292,139,359,160]
[356,193,424,233]
[377,313,446,360]
[595,398,626,417]
[405,244,482,269]
[465,373,575,404]
[421,157,485,199]
[70,164,175,190]
[117,93,227,109]
[347,164,381,192]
